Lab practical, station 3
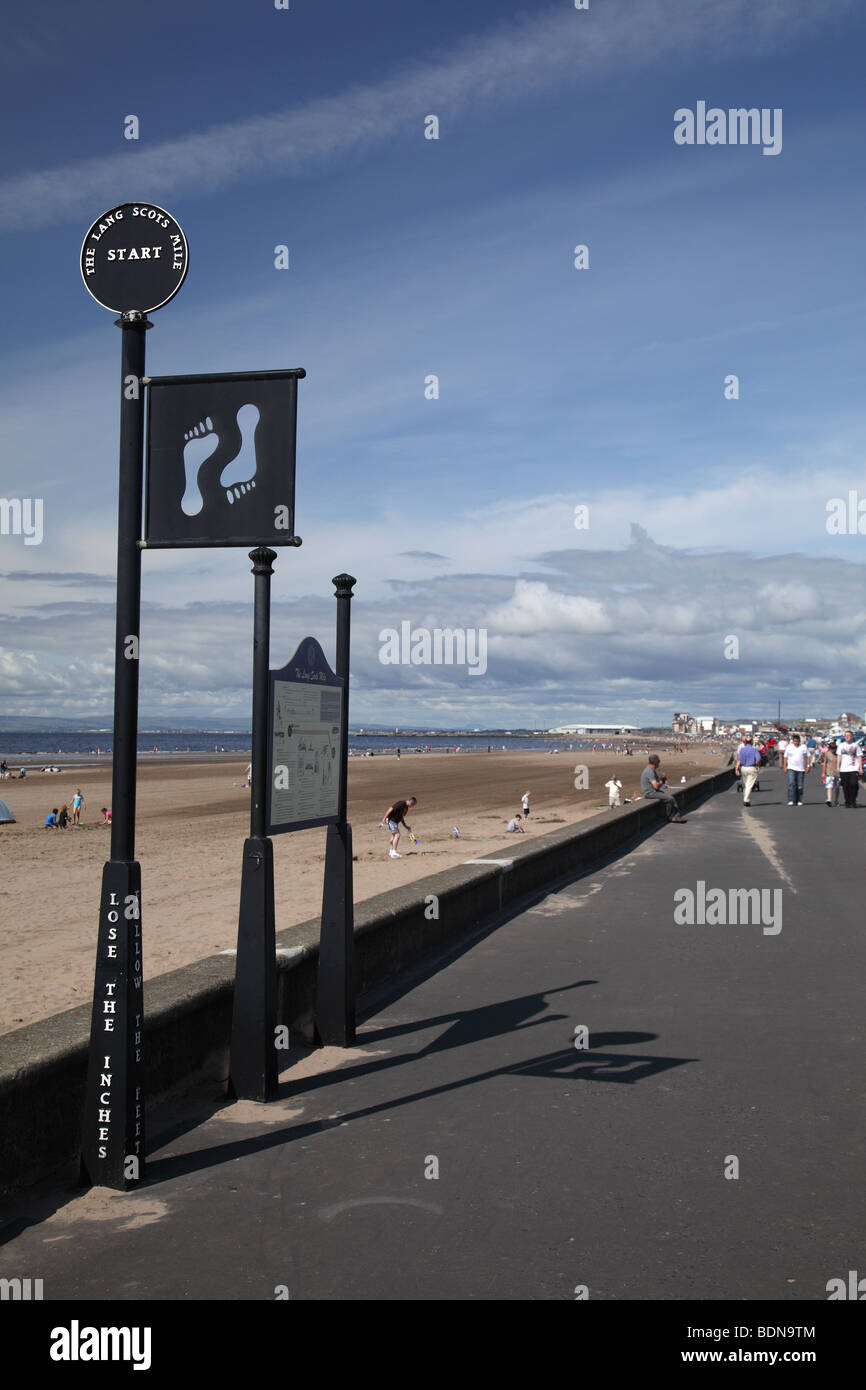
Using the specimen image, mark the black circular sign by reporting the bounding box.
[80,203,189,313]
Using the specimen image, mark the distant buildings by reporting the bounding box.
[673,710,865,739]
[672,713,716,735]
[551,723,638,735]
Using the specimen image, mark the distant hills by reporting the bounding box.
[0,716,252,732]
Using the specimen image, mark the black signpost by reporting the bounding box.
[79,201,310,1182]
[79,204,189,1190]
[228,548,281,1103]
[317,577,357,1046]
[81,200,353,1163]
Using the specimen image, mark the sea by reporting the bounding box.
[0,729,643,767]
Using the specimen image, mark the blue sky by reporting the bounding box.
[1,0,866,728]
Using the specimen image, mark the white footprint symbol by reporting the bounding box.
[220,403,260,504]
[180,418,218,516]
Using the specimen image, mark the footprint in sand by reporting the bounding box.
[220,403,259,505]
[180,418,218,516]
[179,403,260,515]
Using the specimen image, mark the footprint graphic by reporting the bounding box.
[180,418,218,516]
[220,403,259,505]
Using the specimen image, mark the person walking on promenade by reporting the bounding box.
[71,788,85,825]
[783,734,809,806]
[836,731,863,808]
[640,755,687,822]
[820,740,840,807]
[754,738,767,791]
[735,734,762,807]
[381,795,417,857]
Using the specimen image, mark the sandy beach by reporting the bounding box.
[0,746,721,1033]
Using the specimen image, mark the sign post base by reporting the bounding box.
[316,822,356,1046]
[80,860,145,1191]
[229,836,278,1101]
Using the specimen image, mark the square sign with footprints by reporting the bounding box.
[144,369,304,547]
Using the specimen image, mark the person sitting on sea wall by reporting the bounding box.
[640,756,687,823]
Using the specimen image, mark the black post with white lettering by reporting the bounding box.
[80,312,150,1190]
[229,548,279,1101]
[78,202,188,1190]
[316,574,357,1046]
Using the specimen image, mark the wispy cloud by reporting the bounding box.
[0,570,114,587]
[0,0,853,232]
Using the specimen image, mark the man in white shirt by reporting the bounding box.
[836,731,863,808]
[783,735,809,805]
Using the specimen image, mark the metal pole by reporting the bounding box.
[229,547,278,1101]
[111,313,149,861]
[80,311,150,1190]
[316,574,357,1046]
[249,548,276,839]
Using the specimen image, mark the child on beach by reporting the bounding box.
[604,778,623,808]
[44,808,58,829]
[71,788,85,825]
[521,791,531,818]
[57,804,69,829]
[100,807,112,824]
[507,814,526,833]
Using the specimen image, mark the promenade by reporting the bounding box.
[1,769,863,1301]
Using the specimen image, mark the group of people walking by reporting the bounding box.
[736,731,863,808]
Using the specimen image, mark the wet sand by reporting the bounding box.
[0,746,721,1032]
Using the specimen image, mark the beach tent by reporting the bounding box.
[0,798,15,824]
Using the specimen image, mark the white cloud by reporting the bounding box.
[486,580,614,635]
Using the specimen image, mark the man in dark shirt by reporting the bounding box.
[381,796,417,857]
[640,756,687,822]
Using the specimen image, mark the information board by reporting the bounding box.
[268,638,344,834]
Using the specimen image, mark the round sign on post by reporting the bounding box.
[80,203,188,313]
